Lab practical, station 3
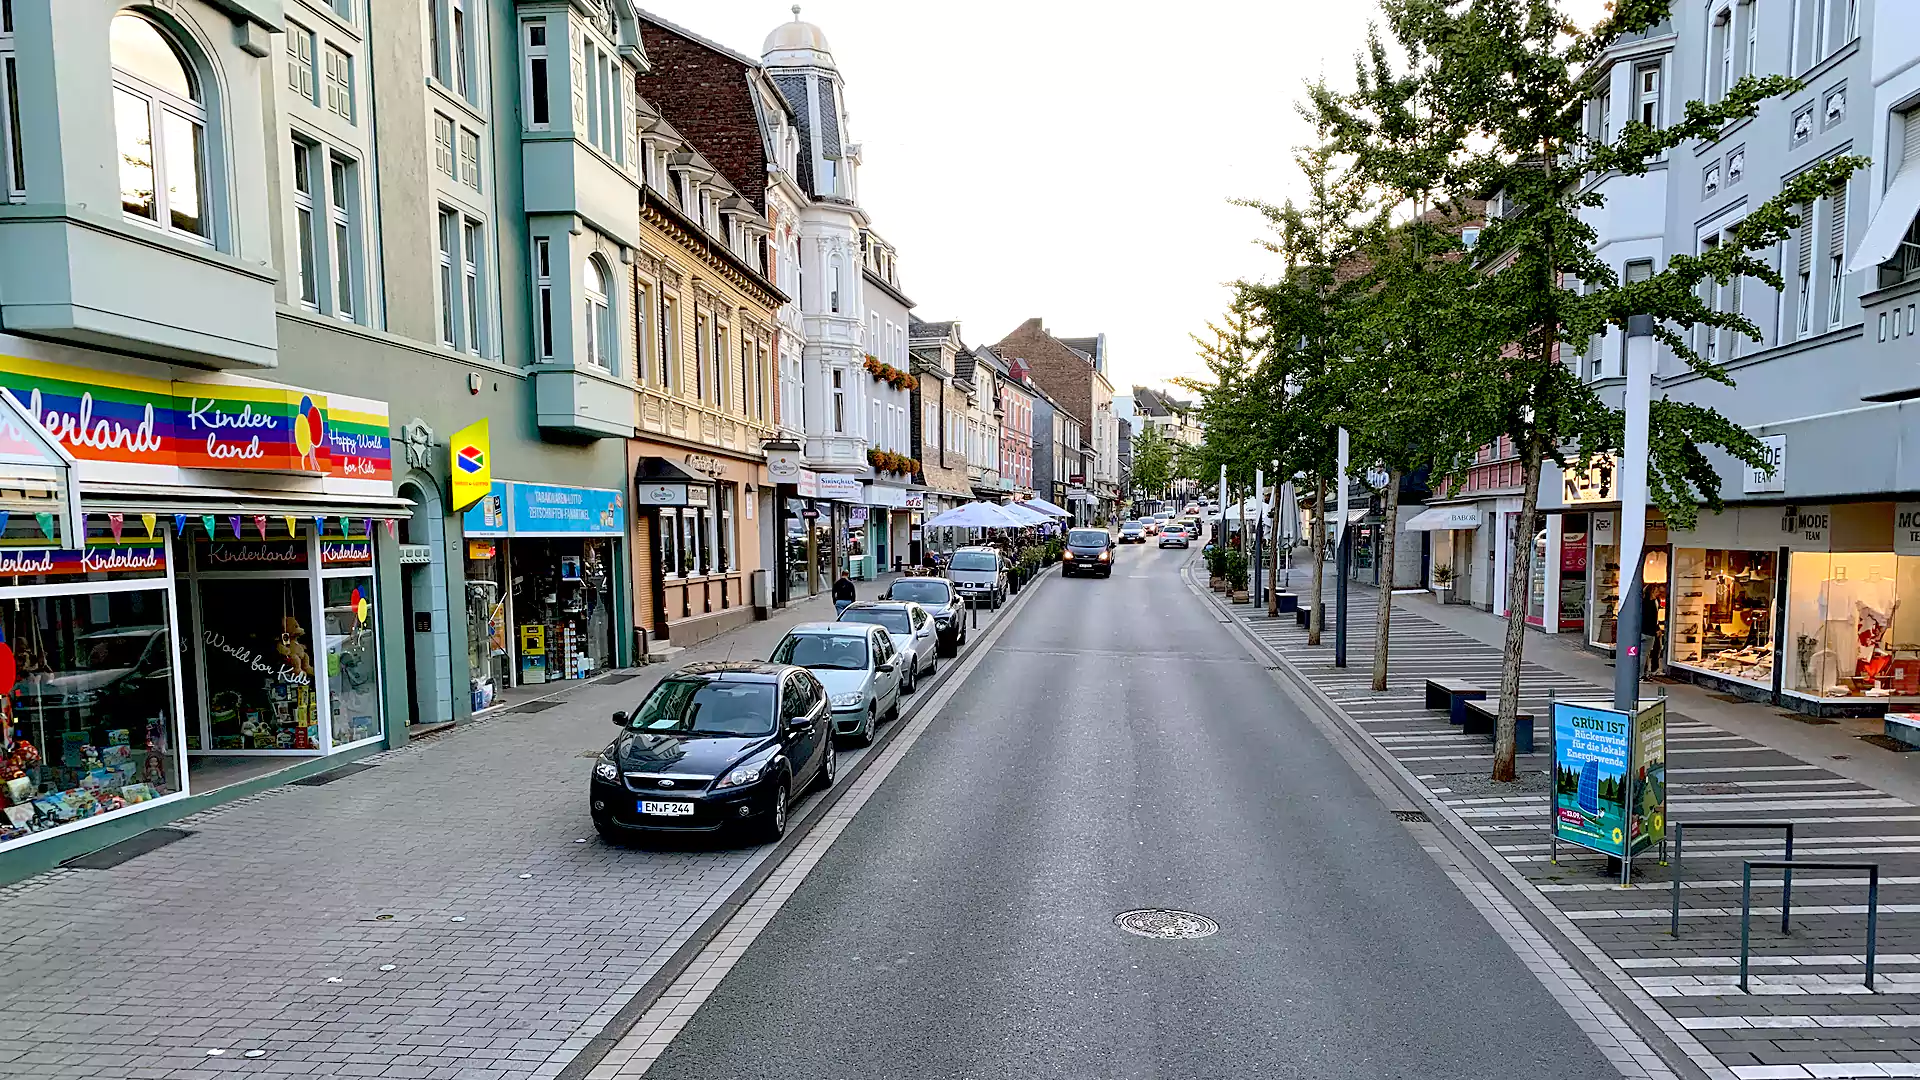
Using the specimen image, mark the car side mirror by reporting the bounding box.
[611,710,629,727]
[786,713,813,730]
[877,662,895,674]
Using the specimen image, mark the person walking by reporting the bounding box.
[833,571,856,615]
[1639,580,1666,676]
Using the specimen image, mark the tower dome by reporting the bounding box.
[764,5,834,67]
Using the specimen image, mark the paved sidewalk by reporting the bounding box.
[0,571,1006,1080]
[1217,570,1920,1080]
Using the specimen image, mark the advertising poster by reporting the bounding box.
[1629,699,1667,856]
[1552,701,1632,857]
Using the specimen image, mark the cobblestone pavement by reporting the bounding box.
[1218,572,1920,1080]
[0,581,1010,1080]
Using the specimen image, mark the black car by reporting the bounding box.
[883,576,968,655]
[1061,527,1115,578]
[590,661,833,845]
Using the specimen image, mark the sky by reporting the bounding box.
[636,1,1599,397]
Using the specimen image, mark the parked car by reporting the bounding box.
[1062,527,1116,578]
[773,622,903,745]
[1159,524,1190,548]
[1118,521,1146,543]
[591,661,832,844]
[836,601,939,689]
[945,546,1009,608]
[883,577,968,655]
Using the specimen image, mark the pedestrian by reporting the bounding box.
[833,571,856,615]
[1640,580,1665,676]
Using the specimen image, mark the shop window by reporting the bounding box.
[1670,548,1777,687]
[322,576,382,747]
[658,510,680,577]
[195,577,319,751]
[718,484,735,573]
[1,588,181,844]
[679,507,701,576]
[509,538,612,682]
[1785,552,1920,700]
[112,12,211,241]
[464,537,506,712]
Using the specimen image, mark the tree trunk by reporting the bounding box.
[1308,474,1327,645]
[1492,438,1544,783]
[1371,470,1402,692]
[1268,481,1284,617]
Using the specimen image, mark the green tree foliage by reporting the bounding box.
[1130,425,1175,497]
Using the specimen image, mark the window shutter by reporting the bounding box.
[1798,201,1815,274]
[623,77,639,171]
[570,22,587,130]
[1904,109,1920,172]
[1829,185,1848,257]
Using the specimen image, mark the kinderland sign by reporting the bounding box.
[1552,699,1667,864]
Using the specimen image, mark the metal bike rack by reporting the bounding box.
[1670,820,1795,938]
[1740,859,1879,993]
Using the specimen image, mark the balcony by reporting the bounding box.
[533,365,637,440]
[522,139,642,249]
[1860,278,1920,402]
[0,207,278,369]
[805,433,867,471]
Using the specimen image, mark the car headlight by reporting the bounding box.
[830,691,866,709]
[716,759,771,789]
[593,759,620,782]
[1062,550,1075,560]
[1098,551,1110,561]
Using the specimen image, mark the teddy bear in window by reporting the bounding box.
[278,616,312,681]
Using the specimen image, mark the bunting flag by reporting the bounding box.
[228,515,241,540]
[253,515,268,540]
[284,516,298,538]
[176,514,189,538]
[107,513,124,541]
[384,518,398,538]
[362,518,373,539]
[339,515,351,538]
[141,513,158,539]
[200,515,215,538]
[34,512,54,541]
[314,516,328,537]
[0,511,10,537]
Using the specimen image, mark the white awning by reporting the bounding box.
[1403,504,1484,531]
[1849,167,1920,273]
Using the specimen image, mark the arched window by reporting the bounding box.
[583,256,612,371]
[111,12,208,240]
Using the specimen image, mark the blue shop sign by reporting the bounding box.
[507,482,626,536]
[461,481,510,536]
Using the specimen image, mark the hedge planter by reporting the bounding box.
[1210,578,1227,591]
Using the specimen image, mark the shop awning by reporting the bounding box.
[1403,504,1484,531]
[81,482,414,519]
[1019,498,1073,518]
[1850,166,1920,273]
[635,456,708,484]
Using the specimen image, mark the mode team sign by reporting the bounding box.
[1552,699,1667,860]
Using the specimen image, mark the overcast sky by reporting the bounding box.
[637,1,1598,397]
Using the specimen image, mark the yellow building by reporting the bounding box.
[628,99,784,647]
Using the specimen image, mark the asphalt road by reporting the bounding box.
[640,543,1623,1080]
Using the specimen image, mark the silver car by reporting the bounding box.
[944,546,1009,608]
[770,623,902,747]
[836,601,939,690]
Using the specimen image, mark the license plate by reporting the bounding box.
[640,800,695,817]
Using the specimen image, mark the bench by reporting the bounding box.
[1294,603,1327,629]
[1463,698,1534,754]
[1425,679,1486,726]
[1275,593,1299,613]
[1887,713,1920,749]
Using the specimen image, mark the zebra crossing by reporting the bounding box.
[1217,578,1920,1080]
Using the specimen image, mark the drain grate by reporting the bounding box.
[509,700,564,715]
[1114,909,1219,940]
[599,673,643,685]
[292,762,377,786]
[1392,809,1430,823]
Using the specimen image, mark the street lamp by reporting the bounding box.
[1612,315,1655,711]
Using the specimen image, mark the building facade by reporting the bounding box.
[998,354,1037,499]
[995,318,1116,523]
[908,318,973,553]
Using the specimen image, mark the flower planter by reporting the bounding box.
[1210,577,1227,591]
[1231,590,1251,603]
[1432,585,1452,604]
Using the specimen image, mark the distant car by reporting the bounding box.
[1159,524,1190,548]
[1118,521,1146,543]
[591,661,832,844]
[884,576,968,655]
[773,622,903,745]
[1062,527,1115,578]
[945,546,1009,608]
[836,601,939,691]
[1143,520,1160,536]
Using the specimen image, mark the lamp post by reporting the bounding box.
[1335,428,1351,667]
[1612,315,1656,711]
[1252,465,1265,608]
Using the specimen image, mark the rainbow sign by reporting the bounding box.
[0,355,390,483]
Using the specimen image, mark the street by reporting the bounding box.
[633,543,1621,1079]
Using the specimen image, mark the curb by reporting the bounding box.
[1186,562,1728,1080]
[552,563,1059,1080]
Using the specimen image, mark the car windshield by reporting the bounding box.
[841,608,912,634]
[948,552,998,571]
[886,580,952,605]
[77,632,153,670]
[1068,529,1108,546]
[629,678,775,737]
[772,633,870,670]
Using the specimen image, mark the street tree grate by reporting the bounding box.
[1859,733,1920,753]
[64,827,193,869]
[1392,809,1431,823]
[1114,909,1219,940]
[293,762,377,786]
[510,700,564,715]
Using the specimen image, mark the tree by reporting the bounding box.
[1130,425,1175,498]
[1384,0,1866,780]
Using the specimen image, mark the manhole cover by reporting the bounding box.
[1114,909,1218,940]
[1392,809,1430,822]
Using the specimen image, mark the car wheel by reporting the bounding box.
[593,818,624,847]
[903,663,916,695]
[816,739,837,791]
[854,704,877,747]
[759,782,790,843]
